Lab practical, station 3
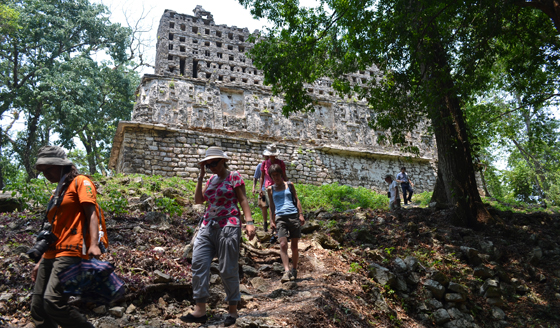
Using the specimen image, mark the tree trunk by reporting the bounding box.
[479,165,492,198]
[430,168,449,208]
[0,138,4,190]
[422,26,492,228]
[78,130,97,175]
[21,102,43,181]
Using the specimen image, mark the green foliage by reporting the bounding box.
[0,4,20,36]
[155,197,183,216]
[0,0,139,179]
[412,191,432,207]
[348,262,362,273]
[7,177,55,209]
[98,189,129,215]
[296,182,388,212]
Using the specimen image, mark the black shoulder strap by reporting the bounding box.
[287,182,299,213]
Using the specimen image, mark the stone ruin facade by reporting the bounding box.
[109,6,438,193]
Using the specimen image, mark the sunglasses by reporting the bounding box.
[205,159,222,169]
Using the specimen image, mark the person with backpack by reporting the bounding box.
[29,146,102,328]
[259,144,288,231]
[252,155,270,231]
[266,164,304,282]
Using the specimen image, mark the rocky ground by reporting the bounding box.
[1,203,560,328]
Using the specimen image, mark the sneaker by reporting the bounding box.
[224,315,237,327]
[281,271,293,282]
[291,268,297,280]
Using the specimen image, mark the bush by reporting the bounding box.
[412,191,432,207]
[296,182,388,212]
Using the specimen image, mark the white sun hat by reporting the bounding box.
[198,146,229,164]
[263,144,280,156]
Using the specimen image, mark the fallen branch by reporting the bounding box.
[242,243,281,256]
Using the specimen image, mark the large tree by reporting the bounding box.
[0,0,135,182]
[238,0,559,227]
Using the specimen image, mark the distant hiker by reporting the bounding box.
[30,146,100,328]
[183,147,255,327]
[259,144,288,231]
[252,155,270,231]
[384,174,401,211]
[267,164,304,282]
[396,166,414,205]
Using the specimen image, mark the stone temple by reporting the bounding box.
[108,6,438,193]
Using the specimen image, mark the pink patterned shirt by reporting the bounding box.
[203,171,244,228]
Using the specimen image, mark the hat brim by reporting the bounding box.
[263,150,279,156]
[35,157,73,168]
[198,155,228,164]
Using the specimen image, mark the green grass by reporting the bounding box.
[411,191,432,207]
[482,196,559,214]
[295,182,388,212]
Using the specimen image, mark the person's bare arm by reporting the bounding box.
[83,203,101,258]
[234,184,255,240]
[259,171,265,195]
[267,187,276,229]
[195,163,207,204]
[290,182,305,224]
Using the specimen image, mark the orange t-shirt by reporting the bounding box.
[43,175,97,260]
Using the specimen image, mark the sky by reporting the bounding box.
[91,0,317,75]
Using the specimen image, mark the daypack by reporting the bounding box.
[76,177,109,253]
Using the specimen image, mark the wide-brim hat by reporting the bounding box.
[199,146,228,164]
[263,144,280,156]
[35,146,73,168]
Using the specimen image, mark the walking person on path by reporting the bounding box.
[384,174,401,211]
[30,146,101,328]
[252,156,269,231]
[396,167,414,205]
[259,144,288,230]
[182,146,256,327]
[267,164,304,282]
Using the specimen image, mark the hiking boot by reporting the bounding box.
[224,315,237,327]
[291,268,297,280]
[281,271,293,283]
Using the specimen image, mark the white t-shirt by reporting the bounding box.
[388,180,399,203]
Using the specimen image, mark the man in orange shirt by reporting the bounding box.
[30,146,100,328]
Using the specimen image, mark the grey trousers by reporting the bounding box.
[31,257,94,328]
[191,224,241,305]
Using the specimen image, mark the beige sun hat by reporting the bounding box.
[35,146,73,168]
[263,144,280,156]
[198,146,228,164]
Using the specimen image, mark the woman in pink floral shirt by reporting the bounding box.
[181,147,255,327]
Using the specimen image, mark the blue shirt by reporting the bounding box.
[272,184,298,217]
[253,163,264,191]
[396,172,410,183]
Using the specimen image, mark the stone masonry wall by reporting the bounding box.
[114,123,437,194]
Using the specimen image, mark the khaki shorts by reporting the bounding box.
[276,213,301,239]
